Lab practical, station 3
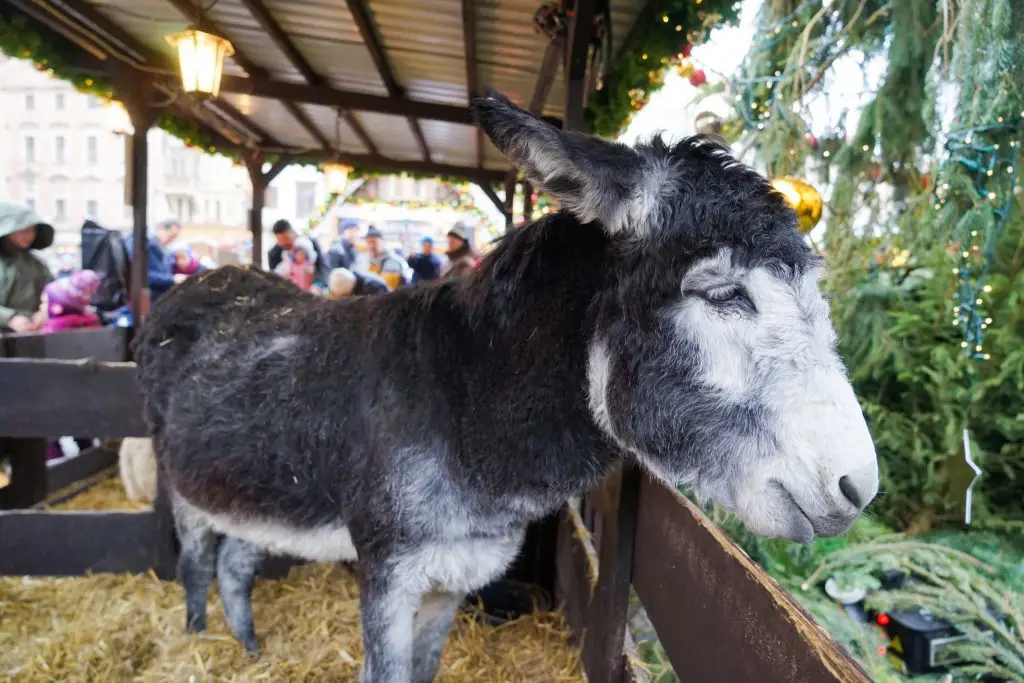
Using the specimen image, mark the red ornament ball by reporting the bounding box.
[804,132,819,150]
[688,70,707,87]
[680,43,693,58]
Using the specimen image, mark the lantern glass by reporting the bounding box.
[165,29,235,97]
[323,163,353,194]
[104,100,133,136]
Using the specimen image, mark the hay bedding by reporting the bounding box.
[4,489,583,683]
[43,470,149,512]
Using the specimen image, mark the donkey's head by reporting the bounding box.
[473,92,877,542]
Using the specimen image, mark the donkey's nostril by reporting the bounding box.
[838,475,862,509]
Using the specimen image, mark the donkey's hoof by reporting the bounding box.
[242,639,261,659]
[185,615,207,633]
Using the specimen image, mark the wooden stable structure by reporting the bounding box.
[0,0,871,681]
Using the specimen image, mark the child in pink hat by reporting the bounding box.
[40,269,102,333]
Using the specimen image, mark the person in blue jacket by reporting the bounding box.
[123,219,185,302]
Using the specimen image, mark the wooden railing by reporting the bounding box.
[554,465,872,682]
[0,342,176,578]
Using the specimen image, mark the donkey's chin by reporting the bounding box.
[731,481,858,544]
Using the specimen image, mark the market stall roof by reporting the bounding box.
[6,0,649,182]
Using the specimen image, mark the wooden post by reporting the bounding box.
[503,175,516,230]
[246,154,292,268]
[583,464,641,682]
[249,170,266,268]
[116,71,161,325]
[564,0,596,132]
[522,181,534,223]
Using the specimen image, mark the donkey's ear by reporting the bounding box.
[472,91,648,234]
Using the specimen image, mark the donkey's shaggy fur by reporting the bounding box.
[133,92,877,683]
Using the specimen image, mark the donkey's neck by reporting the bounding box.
[449,214,620,507]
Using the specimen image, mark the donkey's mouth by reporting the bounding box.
[773,481,815,544]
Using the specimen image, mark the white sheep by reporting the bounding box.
[118,436,157,503]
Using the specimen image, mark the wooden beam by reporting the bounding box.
[4,327,128,362]
[344,0,431,161]
[631,479,871,683]
[0,359,146,438]
[0,510,158,576]
[206,98,279,146]
[220,76,562,127]
[477,183,508,219]
[238,0,319,84]
[46,447,119,494]
[460,0,485,167]
[564,0,596,131]
[503,36,566,195]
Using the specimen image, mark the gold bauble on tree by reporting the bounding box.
[771,177,823,233]
[674,57,695,79]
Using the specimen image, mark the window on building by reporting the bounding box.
[86,199,99,217]
[55,199,66,220]
[56,93,65,110]
[87,96,100,109]
[86,136,98,165]
[295,181,316,217]
[215,200,222,223]
[24,136,35,163]
[55,135,66,164]
[25,93,34,111]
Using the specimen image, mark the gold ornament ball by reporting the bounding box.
[674,58,695,79]
[694,111,723,136]
[771,177,823,233]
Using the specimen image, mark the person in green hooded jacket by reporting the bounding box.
[0,203,54,333]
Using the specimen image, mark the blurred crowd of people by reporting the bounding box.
[1,200,481,338]
[268,217,479,299]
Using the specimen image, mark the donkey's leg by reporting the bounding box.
[175,511,220,634]
[216,535,265,654]
[411,591,463,683]
[358,570,418,683]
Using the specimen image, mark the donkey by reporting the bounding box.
[132,91,878,683]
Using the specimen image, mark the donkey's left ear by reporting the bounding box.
[472,91,649,234]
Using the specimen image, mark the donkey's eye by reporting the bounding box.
[704,286,746,304]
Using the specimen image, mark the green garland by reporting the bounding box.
[584,0,740,137]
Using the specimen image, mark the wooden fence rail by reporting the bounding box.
[556,462,871,683]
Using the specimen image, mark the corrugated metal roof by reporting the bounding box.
[77,0,649,180]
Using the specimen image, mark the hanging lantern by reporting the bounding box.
[323,163,354,194]
[104,100,133,136]
[771,177,823,233]
[694,111,723,136]
[165,28,235,97]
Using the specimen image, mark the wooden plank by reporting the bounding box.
[583,464,640,683]
[46,447,119,494]
[555,503,598,638]
[631,478,870,683]
[564,0,596,131]
[4,326,128,361]
[555,502,647,683]
[0,509,156,575]
[0,359,145,438]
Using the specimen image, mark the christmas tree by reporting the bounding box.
[719,0,1024,533]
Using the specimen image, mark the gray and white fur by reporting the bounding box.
[132,91,878,683]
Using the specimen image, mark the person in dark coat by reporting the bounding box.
[328,218,360,270]
[268,219,329,283]
[327,267,390,298]
[123,219,185,302]
[406,236,443,284]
